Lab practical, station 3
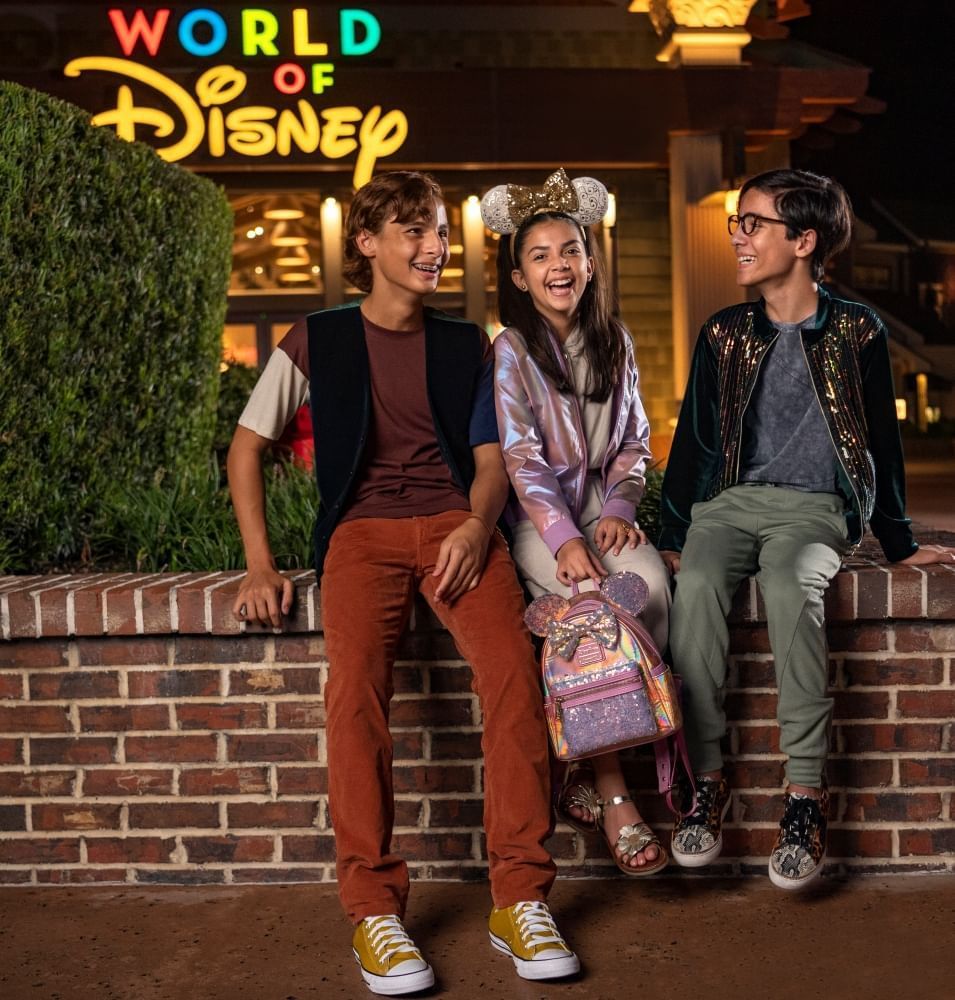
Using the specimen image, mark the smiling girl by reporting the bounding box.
[482,170,671,875]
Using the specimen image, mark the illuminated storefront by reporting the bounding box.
[1,1,874,446]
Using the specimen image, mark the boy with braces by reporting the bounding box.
[228,171,580,993]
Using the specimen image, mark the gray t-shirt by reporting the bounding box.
[738,316,842,495]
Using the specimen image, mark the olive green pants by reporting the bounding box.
[669,485,849,787]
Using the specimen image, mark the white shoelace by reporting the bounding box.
[512,901,566,950]
[364,915,422,964]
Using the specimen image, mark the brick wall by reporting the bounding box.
[1,553,953,885]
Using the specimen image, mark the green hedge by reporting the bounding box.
[84,460,658,575]
[0,82,232,572]
[88,457,319,573]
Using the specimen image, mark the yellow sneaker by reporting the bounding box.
[488,901,580,980]
[352,915,435,996]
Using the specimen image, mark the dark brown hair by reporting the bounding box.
[343,171,443,292]
[739,169,853,282]
[496,212,626,401]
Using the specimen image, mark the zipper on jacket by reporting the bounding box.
[600,362,629,510]
[550,330,589,522]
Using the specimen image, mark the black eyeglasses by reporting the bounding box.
[727,213,792,236]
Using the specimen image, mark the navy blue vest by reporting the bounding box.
[306,303,486,580]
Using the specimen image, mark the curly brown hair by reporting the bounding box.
[342,171,443,292]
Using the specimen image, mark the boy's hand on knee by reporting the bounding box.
[233,569,294,628]
[432,520,488,604]
[660,550,681,575]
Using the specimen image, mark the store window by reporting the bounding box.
[222,323,258,367]
[230,192,327,294]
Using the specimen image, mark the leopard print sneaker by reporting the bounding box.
[768,786,829,891]
[670,775,731,868]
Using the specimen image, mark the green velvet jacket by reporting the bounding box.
[659,288,917,562]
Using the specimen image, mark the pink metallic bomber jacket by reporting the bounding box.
[493,326,653,557]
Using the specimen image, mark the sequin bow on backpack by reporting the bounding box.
[524,571,694,814]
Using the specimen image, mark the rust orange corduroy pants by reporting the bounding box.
[321,510,557,924]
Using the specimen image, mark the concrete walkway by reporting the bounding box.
[1,875,953,1000]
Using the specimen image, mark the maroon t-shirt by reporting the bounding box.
[339,316,469,522]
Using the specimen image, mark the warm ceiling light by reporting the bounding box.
[270,220,309,247]
[279,271,313,283]
[263,195,305,220]
[603,193,617,228]
[275,246,311,266]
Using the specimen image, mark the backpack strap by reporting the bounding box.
[654,731,697,818]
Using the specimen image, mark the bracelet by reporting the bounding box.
[466,514,494,538]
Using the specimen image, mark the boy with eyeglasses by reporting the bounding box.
[658,169,955,890]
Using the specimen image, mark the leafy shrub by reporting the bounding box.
[0,82,232,573]
[88,458,318,573]
[88,461,657,575]
[635,466,663,543]
[214,362,261,459]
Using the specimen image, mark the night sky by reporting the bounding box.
[786,0,953,205]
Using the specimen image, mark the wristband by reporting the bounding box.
[466,514,494,538]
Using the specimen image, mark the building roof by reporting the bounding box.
[873,200,955,248]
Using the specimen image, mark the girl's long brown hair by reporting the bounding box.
[496,212,626,401]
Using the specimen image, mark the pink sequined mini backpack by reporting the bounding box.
[525,572,692,812]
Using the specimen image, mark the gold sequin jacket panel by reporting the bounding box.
[659,289,917,562]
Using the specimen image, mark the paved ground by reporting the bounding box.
[1,875,953,1000]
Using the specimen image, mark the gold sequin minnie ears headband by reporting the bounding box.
[479,168,609,236]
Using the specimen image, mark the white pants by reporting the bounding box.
[510,482,671,651]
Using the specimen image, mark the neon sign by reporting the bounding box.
[64,7,407,187]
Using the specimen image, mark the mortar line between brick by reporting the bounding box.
[134,589,145,634]
[2,592,14,641]
[32,592,43,638]
[66,590,76,636]
[306,582,316,632]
